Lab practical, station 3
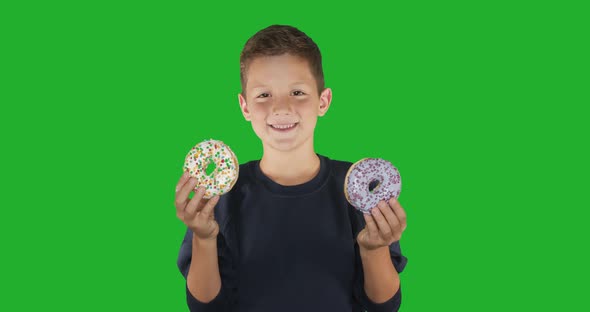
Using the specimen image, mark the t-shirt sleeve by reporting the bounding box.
[350,207,408,312]
[177,228,236,312]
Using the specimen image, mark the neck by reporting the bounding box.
[259,143,320,186]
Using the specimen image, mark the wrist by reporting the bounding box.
[359,244,389,258]
[192,233,217,248]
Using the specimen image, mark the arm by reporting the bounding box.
[178,229,234,312]
[187,234,222,303]
[360,245,400,303]
[354,198,408,312]
[353,241,405,312]
[175,174,235,312]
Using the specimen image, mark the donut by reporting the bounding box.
[344,158,402,213]
[183,139,239,199]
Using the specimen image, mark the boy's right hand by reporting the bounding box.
[175,172,220,241]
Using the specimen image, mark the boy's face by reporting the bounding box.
[238,53,332,153]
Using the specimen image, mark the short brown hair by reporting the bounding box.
[239,25,325,97]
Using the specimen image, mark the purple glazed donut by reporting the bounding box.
[344,158,402,213]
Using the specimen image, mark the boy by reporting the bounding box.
[175,25,408,312]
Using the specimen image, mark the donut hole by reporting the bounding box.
[368,179,381,193]
[205,160,217,176]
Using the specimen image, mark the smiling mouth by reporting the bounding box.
[269,123,298,131]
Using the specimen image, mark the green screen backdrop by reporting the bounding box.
[1,0,588,311]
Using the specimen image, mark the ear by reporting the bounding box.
[318,87,332,117]
[238,92,251,121]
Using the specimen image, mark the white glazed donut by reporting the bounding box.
[344,158,402,213]
[183,139,239,199]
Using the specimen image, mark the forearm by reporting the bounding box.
[187,234,222,303]
[360,245,400,303]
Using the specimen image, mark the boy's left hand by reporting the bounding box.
[357,197,407,250]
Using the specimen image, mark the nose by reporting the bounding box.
[271,97,292,115]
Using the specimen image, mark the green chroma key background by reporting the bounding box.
[1,0,588,311]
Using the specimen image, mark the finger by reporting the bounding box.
[199,195,220,220]
[176,171,191,193]
[371,202,393,239]
[389,197,407,231]
[363,213,380,239]
[185,187,207,217]
[175,177,198,209]
[379,200,401,234]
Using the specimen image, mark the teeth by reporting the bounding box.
[272,123,296,129]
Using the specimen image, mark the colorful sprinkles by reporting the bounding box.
[182,139,239,199]
[344,158,402,213]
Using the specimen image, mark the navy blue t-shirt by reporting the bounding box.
[177,154,407,312]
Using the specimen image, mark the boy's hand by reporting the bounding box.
[175,172,220,241]
[356,197,407,251]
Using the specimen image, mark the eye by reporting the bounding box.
[257,93,270,98]
[292,90,306,96]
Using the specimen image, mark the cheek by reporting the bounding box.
[299,103,319,117]
[249,105,266,120]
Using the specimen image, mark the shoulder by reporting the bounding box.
[221,159,258,196]
[323,155,354,181]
